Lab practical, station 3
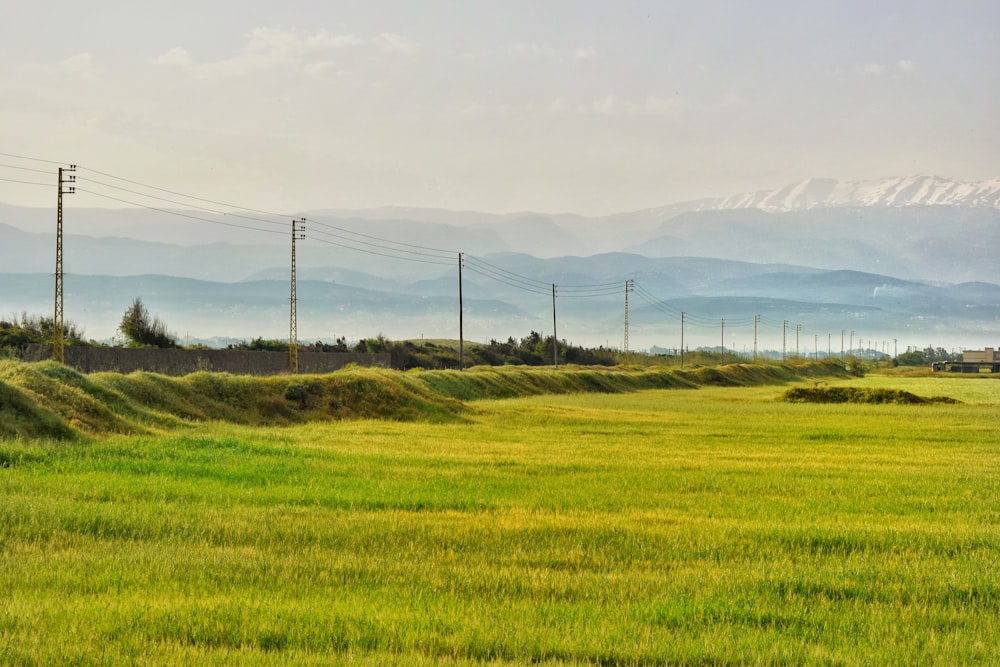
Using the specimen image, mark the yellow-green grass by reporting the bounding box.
[2,376,998,664]
[0,359,850,441]
[835,371,1000,405]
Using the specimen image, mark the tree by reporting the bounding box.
[1,313,90,353]
[118,297,178,348]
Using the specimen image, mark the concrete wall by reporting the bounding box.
[962,347,997,363]
[22,345,390,376]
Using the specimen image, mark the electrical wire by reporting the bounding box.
[306,217,456,257]
[306,226,455,262]
[462,264,552,296]
[0,163,54,175]
[0,152,68,165]
[76,176,288,229]
[0,177,54,188]
[76,165,293,218]
[463,255,552,288]
[2,152,866,345]
[74,188,287,237]
[307,234,454,266]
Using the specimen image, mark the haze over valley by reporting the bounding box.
[2,174,997,353]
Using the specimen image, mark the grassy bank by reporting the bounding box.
[0,359,851,441]
[1,375,998,664]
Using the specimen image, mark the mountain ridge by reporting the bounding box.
[607,175,1000,222]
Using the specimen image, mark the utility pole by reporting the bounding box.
[828,333,831,359]
[814,334,818,361]
[551,284,558,368]
[841,329,845,358]
[680,311,685,369]
[623,280,632,357]
[795,323,801,358]
[753,314,760,361]
[782,320,788,361]
[894,338,898,361]
[289,218,305,374]
[720,318,725,362]
[458,252,464,371]
[53,165,76,364]
[850,330,855,357]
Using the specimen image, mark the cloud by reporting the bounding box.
[59,52,96,78]
[896,59,915,72]
[593,94,619,115]
[373,32,418,55]
[590,94,681,116]
[455,101,514,116]
[857,63,885,76]
[306,33,364,50]
[303,61,348,78]
[513,42,558,58]
[512,43,595,61]
[158,27,370,78]
[153,47,195,67]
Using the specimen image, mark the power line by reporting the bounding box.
[3,151,867,350]
[307,234,454,266]
[74,188,287,237]
[557,287,624,298]
[464,255,552,288]
[0,163,54,175]
[463,264,552,295]
[77,176,288,229]
[0,177,54,188]
[76,165,293,218]
[0,151,67,165]
[305,217,455,256]
[309,227,451,266]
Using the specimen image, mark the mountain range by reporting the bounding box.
[1,175,997,352]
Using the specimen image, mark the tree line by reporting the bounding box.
[3,297,961,370]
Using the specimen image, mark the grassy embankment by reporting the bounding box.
[0,358,846,441]
[1,361,998,664]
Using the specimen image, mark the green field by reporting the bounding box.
[1,364,999,664]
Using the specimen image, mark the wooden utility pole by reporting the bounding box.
[53,165,75,363]
[753,314,759,361]
[551,284,558,367]
[680,311,685,369]
[458,252,464,371]
[289,218,305,373]
[623,280,630,357]
[782,320,789,361]
[720,318,725,361]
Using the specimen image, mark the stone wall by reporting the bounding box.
[22,345,390,376]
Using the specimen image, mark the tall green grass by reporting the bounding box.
[0,359,852,441]
[1,377,998,664]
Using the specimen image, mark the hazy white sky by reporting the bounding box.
[1,0,997,215]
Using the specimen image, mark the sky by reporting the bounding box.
[1,0,998,216]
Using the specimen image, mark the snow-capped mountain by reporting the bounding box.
[613,176,1000,224]
[712,175,1000,212]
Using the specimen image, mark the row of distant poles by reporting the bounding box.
[49,169,595,374]
[49,164,879,373]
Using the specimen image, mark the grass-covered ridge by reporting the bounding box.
[0,359,851,440]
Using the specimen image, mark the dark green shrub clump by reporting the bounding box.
[783,387,959,405]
